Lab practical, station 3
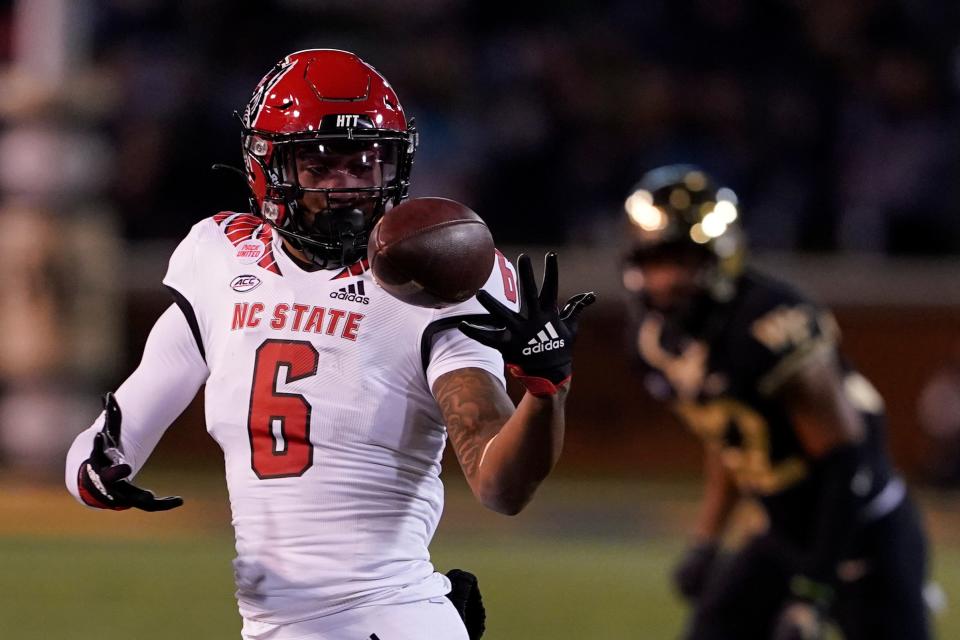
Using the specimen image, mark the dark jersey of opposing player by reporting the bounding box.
[631,270,895,545]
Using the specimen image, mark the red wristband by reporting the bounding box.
[506,364,571,397]
[77,463,128,511]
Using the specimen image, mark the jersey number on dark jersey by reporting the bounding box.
[677,398,808,495]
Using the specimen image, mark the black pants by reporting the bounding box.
[685,498,930,640]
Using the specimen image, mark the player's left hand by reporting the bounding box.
[673,541,719,600]
[445,569,485,640]
[771,600,828,640]
[77,392,184,512]
[459,253,595,397]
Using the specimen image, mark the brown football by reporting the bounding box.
[367,197,495,308]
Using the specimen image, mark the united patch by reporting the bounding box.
[214,212,282,275]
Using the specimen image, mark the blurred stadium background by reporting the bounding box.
[1,0,959,638]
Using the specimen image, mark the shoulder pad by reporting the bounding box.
[212,212,282,275]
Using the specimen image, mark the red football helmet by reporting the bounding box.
[240,49,417,268]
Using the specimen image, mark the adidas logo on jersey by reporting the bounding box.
[330,281,369,305]
[522,321,565,355]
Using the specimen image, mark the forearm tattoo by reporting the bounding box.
[433,368,513,481]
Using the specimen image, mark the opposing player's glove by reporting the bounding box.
[673,541,719,600]
[77,392,184,512]
[771,575,832,640]
[445,569,485,640]
[459,253,595,397]
[771,601,828,640]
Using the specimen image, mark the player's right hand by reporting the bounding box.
[459,252,595,397]
[673,542,718,600]
[771,600,827,640]
[77,392,184,512]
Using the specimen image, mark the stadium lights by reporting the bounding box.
[625,190,668,231]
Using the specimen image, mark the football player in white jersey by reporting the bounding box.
[64,49,595,640]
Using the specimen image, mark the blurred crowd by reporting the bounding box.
[0,0,957,476]
[0,0,958,251]
[0,0,951,252]
[82,0,960,253]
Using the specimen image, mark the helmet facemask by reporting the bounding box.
[623,241,717,323]
[243,127,414,269]
[276,137,405,268]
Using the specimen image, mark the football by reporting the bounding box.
[368,197,495,308]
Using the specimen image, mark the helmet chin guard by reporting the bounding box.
[239,49,417,269]
[275,206,367,269]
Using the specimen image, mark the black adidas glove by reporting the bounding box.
[673,542,719,600]
[459,253,595,397]
[76,392,184,512]
[445,569,485,640]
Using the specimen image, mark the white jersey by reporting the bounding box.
[67,212,520,624]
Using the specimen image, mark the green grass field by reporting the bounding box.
[0,535,689,639]
[2,474,956,638]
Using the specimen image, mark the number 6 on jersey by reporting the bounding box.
[248,339,319,479]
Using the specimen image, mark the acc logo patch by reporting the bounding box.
[235,239,266,264]
[230,274,262,293]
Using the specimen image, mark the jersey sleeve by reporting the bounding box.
[161,220,211,360]
[734,286,840,396]
[423,250,521,391]
[64,304,210,505]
